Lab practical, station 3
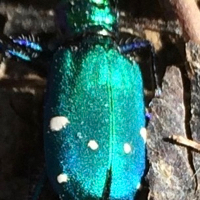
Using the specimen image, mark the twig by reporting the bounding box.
[169,135,200,151]
[162,0,200,43]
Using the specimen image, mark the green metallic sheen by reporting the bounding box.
[58,0,117,35]
[44,36,145,199]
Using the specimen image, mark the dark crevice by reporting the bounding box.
[101,168,112,200]
[180,61,198,191]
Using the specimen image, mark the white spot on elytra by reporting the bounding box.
[136,183,141,189]
[88,140,99,150]
[77,132,83,139]
[124,143,132,154]
[140,127,147,143]
[50,116,70,131]
[57,173,69,184]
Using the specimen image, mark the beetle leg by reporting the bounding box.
[0,33,57,76]
[118,39,161,97]
[0,33,43,61]
[30,169,47,200]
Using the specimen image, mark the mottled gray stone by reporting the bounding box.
[147,66,196,200]
[186,41,200,198]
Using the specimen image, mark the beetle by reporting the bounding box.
[44,0,147,198]
[0,0,157,199]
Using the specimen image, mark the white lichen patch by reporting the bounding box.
[124,143,132,154]
[88,140,99,150]
[50,116,70,131]
[140,127,147,143]
[57,173,69,184]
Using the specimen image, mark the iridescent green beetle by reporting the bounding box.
[43,0,146,199]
